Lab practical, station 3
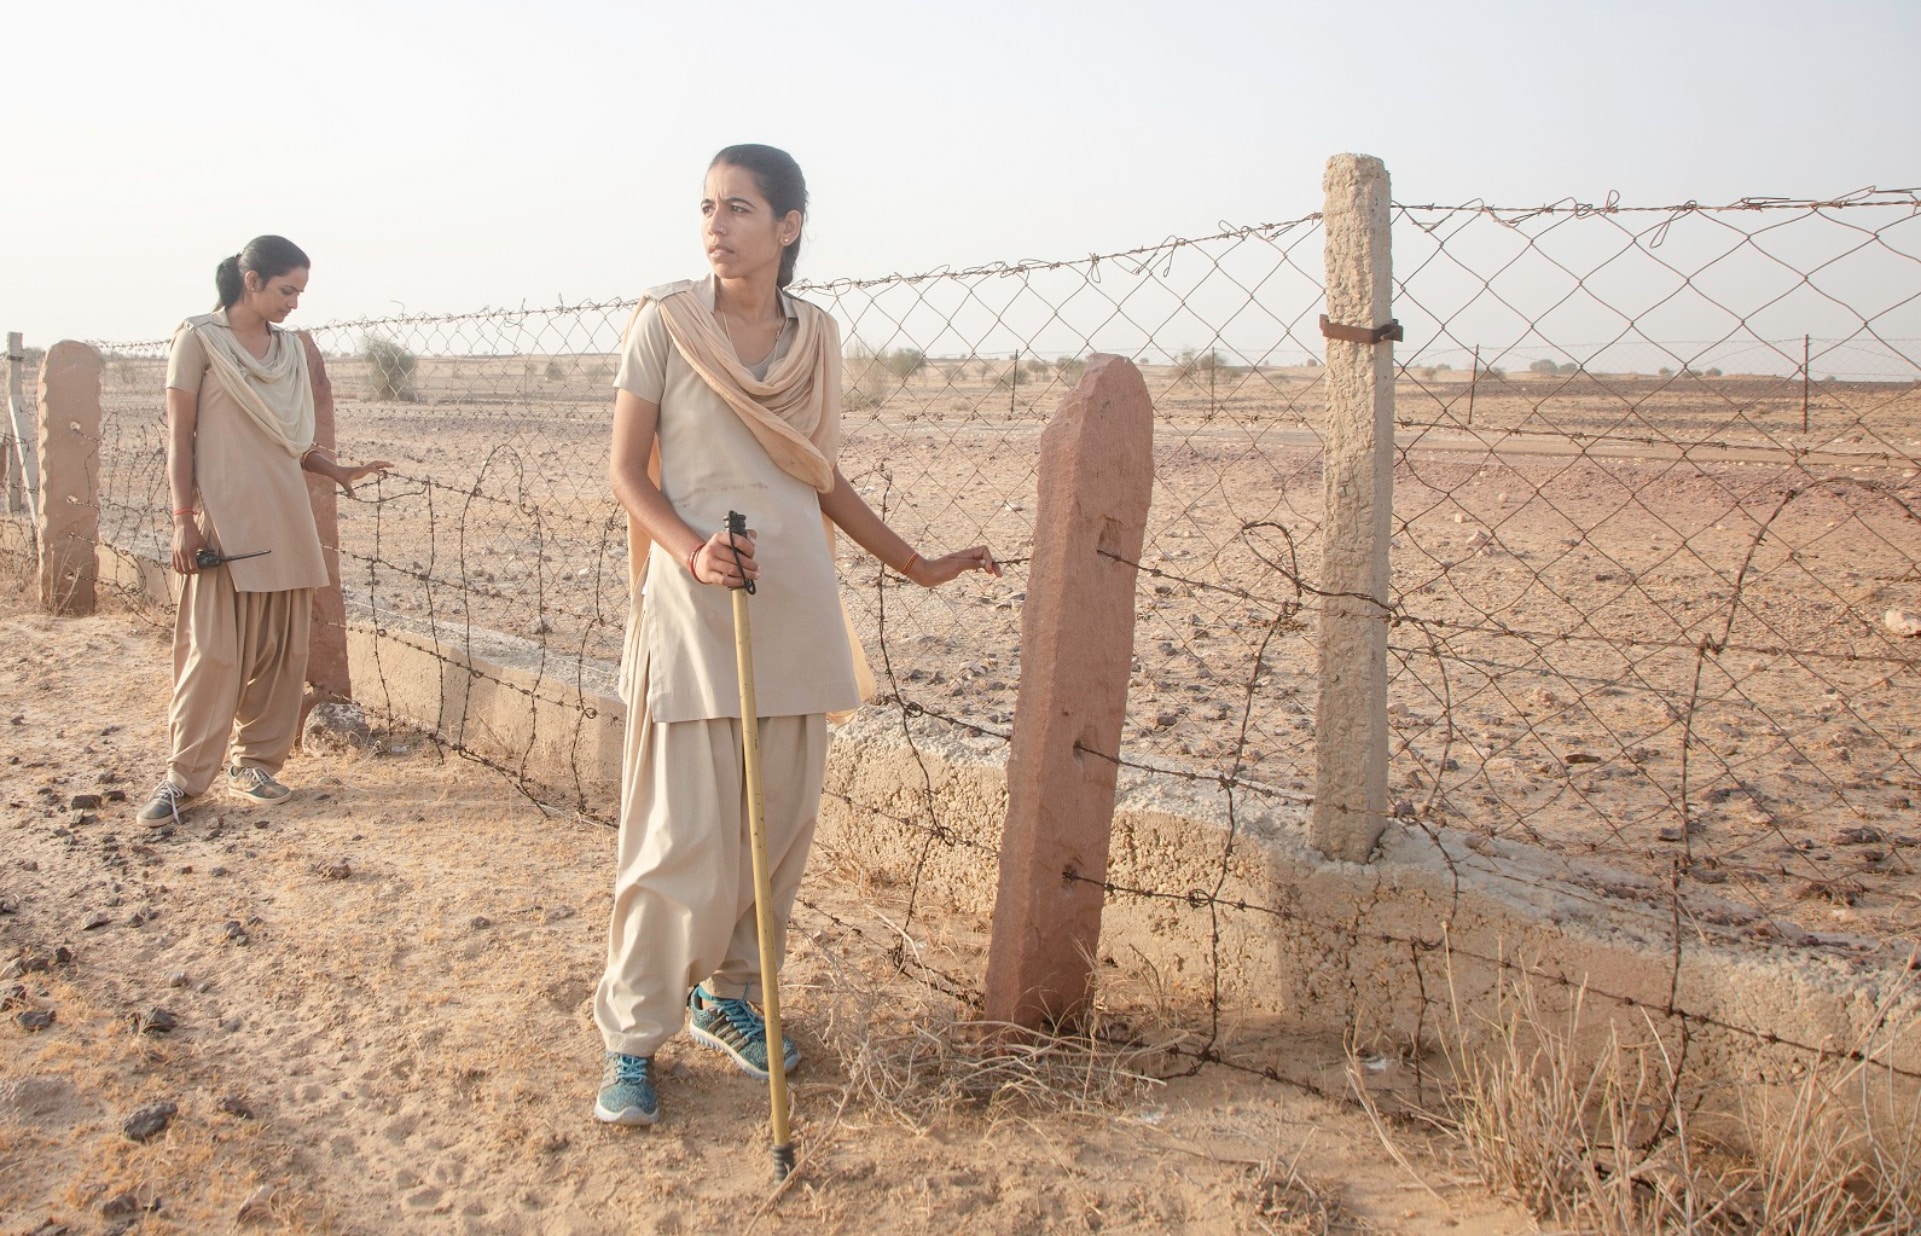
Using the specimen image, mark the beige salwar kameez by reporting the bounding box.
[162,316,329,795]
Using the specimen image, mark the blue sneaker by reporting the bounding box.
[687,984,799,1080]
[593,1052,658,1126]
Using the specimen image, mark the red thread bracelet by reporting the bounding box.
[687,544,701,580]
[901,551,920,576]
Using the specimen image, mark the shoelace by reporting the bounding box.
[233,768,272,790]
[152,781,185,825]
[707,994,767,1044]
[611,1055,651,1084]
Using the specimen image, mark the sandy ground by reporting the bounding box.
[0,575,1533,1234]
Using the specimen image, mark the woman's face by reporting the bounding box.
[243,267,309,324]
[701,164,797,284]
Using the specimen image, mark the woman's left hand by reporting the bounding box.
[906,545,1001,587]
[334,459,393,499]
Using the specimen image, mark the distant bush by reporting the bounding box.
[361,335,417,401]
[881,348,926,380]
[1055,356,1087,384]
[1529,358,1561,375]
[843,340,887,409]
[544,359,566,382]
[1559,362,1579,375]
[1658,367,1674,378]
[1705,367,1723,377]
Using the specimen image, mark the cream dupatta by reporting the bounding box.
[617,282,876,718]
[174,312,316,456]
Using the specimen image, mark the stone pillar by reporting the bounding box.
[6,332,34,517]
[36,341,102,614]
[302,338,352,716]
[983,355,1154,1031]
[1312,154,1395,863]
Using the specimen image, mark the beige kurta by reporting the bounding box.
[166,316,329,593]
[614,278,860,722]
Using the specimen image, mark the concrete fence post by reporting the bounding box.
[6,332,34,518]
[1312,153,1395,863]
[984,354,1154,1031]
[36,341,102,615]
[303,344,352,717]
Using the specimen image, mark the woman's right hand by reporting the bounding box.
[689,527,758,588]
[171,521,206,575]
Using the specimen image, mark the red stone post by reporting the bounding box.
[302,340,352,717]
[983,355,1154,1031]
[36,341,101,615]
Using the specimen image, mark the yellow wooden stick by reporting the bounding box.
[727,513,794,1181]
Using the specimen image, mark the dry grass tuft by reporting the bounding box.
[1362,951,1921,1234]
[1241,1150,1352,1235]
[806,935,1175,1129]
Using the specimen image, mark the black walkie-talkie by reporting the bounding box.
[194,547,271,569]
[725,510,754,595]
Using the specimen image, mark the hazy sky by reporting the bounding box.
[3,0,1916,343]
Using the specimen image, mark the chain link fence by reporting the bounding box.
[38,187,1921,1096]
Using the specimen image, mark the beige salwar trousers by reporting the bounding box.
[594,704,826,1059]
[166,568,311,796]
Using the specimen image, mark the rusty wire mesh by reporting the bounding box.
[45,189,1921,1094]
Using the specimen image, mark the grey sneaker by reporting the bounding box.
[227,766,292,806]
[687,984,799,1080]
[136,780,192,825]
[593,1052,659,1126]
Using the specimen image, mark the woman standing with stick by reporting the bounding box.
[595,144,998,1127]
[136,236,390,825]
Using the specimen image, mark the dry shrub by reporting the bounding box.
[1371,952,1921,1234]
[1242,1152,1350,1235]
[807,936,1173,1128]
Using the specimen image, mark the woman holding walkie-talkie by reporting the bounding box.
[136,237,389,827]
[592,145,999,1133]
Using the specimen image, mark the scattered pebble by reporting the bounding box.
[303,701,372,752]
[123,1100,177,1142]
[1884,608,1921,638]
[317,858,352,881]
[133,1007,178,1034]
[168,972,191,988]
[470,915,493,930]
[100,1189,159,1218]
[68,793,102,810]
[220,1016,243,1032]
[218,1093,255,1119]
[81,911,110,930]
[16,1008,55,1031]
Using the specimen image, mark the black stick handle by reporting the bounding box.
[726,510,755,595]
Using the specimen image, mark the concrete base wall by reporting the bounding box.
[10,533,1912,1109]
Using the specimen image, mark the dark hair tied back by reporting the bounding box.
[710,144,807,288]
[214,235,310,310]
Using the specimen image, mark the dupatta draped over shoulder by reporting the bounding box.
[173,312,316,457]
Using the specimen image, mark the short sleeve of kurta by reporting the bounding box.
[614,303,671,405]
[166,326,208,393]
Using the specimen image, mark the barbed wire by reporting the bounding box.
[10,189,1920,1099]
